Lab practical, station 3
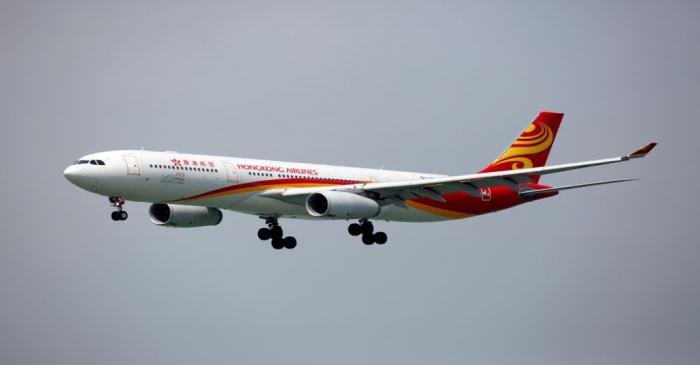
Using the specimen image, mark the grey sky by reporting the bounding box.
[1,0,699,364]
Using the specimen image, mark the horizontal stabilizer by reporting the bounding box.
[519,178,639,197]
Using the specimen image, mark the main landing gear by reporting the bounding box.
[257,217,297,250]
[348,219,387,245]
[109,197,128,221]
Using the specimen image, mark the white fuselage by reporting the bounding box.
[64,150,448,222]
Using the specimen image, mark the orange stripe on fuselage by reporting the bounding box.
[405,200,475,219]
[176,179,537,220]
[175,178,361,202]
[405,187,526,219]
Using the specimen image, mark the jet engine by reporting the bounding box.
[149,203,223,227]
[306,191,380,219]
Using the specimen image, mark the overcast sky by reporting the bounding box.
[1,1,699,364]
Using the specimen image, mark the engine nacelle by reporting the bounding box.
[149,203,223,227]
[306,191,380,219]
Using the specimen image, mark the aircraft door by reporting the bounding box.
[222,162,238,183]
[123,155,141,175]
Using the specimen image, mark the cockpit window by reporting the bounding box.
[75,159,105,165]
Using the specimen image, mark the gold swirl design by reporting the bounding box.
[491,156,533,169]
[490,123,553,169]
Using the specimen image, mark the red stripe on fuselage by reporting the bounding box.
[175,178,555,219]
[175,178,364,202]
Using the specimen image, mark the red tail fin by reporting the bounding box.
[480,111,564,183]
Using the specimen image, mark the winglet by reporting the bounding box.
[627,143,657,159]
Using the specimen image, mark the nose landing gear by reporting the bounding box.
[109,197,128,221]
[258,217,297,249]
[348,219,387,245]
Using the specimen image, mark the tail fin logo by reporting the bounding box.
[489,122,554,170]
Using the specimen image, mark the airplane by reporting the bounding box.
[64,112,656,249]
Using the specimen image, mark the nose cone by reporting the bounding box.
[64,165,86,187]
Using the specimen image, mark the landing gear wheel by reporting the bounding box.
[374,232,387,245]
[259,217,297,249]
[270,226,283,239]
[362,233,375,245]
[283,236,297,249]
[348,223,362,236]
[361,221,374,235]
[271,238,284,250]
[257,228,271,240]
[108,197,127,221]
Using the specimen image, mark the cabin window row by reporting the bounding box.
[150,164,218,173]
[246,171,353,183]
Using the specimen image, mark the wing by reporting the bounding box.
[261,143,657,204]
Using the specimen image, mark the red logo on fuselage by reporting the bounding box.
[480,188,492,202]
[237,163,318,176]
[169,158,215,168]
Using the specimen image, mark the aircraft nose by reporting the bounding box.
[63,165,82,185]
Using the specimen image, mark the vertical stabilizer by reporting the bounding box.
[480,112,564,183]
